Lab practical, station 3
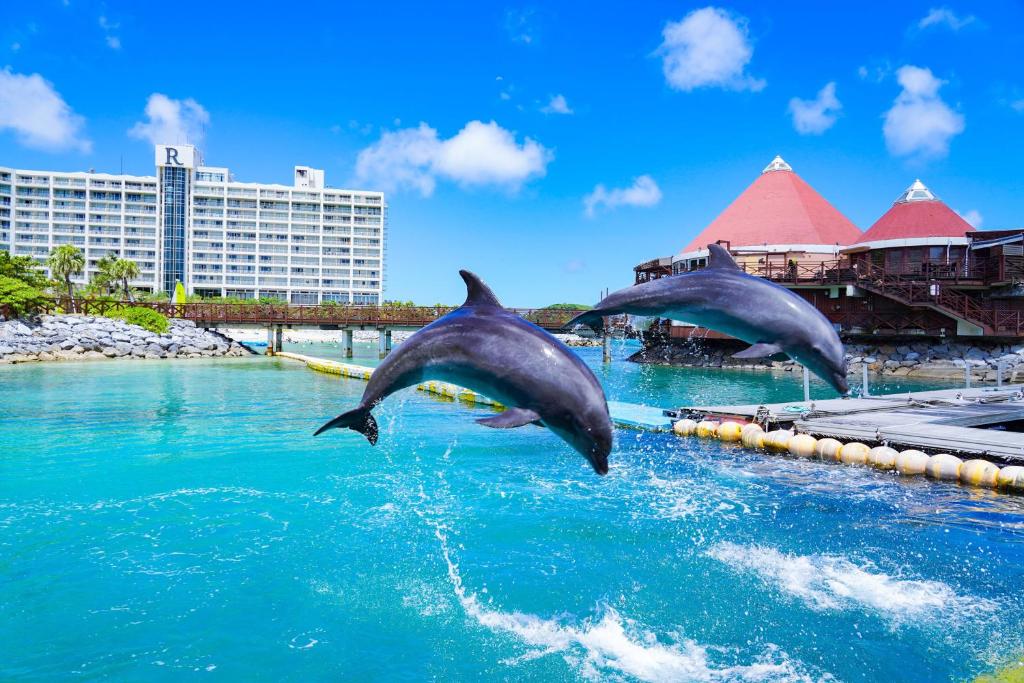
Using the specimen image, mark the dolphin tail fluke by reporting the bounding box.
[314,407,379,444]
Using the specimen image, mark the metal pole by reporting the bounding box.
[343,328,354,358]
[602,320,611,364]
[378,329,387,359]
[266,326,274,355]
[965,363,971,389]
[998,360,1005,389]
[803,365,810,402]
[862,363,869,397]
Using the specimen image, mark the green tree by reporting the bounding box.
[47,244,85,311]
[0,251,49,289]
[0,275,46,317]
[91,254,119,295]
[109,258,140,302]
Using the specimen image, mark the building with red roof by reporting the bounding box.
[671,156,861,273]
[843,180,974,279]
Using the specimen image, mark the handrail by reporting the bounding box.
[34,299,591,330]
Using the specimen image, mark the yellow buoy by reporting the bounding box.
[996,466,1024,491]
[788,433,817,458]
[740,423,765,448]
[717,421,743,442]
[696,420,720,438]
[895,450,930,475]
[764,430,794,452]
[673,419,698,437]
[814,438,843,462]
[925,453,963,481]
[839,442,870,466]
[959,460,1000,488]
[867,446,899,470]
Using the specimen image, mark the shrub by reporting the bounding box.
[104,306,170,334]
[0,275,47,317]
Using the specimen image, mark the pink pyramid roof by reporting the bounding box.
[683,156,861,253]
[856,180,972,243]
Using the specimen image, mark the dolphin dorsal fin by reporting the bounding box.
[459,270,502,307]
[707,244,741,270]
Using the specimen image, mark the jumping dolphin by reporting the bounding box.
[315,270,614,474]
[567,244,850,394]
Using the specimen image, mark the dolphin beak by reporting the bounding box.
[833,372,850,395]
[586,432,612,475]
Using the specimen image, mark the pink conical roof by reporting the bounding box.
[856,180,972,243]
[683,156,861,252]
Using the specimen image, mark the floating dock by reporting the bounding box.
[675,385,1024,464]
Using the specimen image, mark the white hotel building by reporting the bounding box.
[0,144,386,304]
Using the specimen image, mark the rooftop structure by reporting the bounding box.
[673,155,861,271]
[846,179,973,250]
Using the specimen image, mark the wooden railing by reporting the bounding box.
[740,255,1024,286]
[36,299,587,331]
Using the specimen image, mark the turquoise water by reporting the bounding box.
[3,344,1023,681]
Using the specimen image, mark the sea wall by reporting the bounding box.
[632,338,1024,382]
[0,314,251,364]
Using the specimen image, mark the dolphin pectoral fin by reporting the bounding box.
[733,342,785,360]
[565,310,604,332]
[706,243,742,270]
[476,408,542,429]
[314,407,379,445]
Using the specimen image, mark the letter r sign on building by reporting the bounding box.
[155,144,196,169]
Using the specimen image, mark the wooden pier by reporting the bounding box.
[674,386,1024,464]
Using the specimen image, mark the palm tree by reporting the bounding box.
[109,258,141,302]
[47,244,85,312]
[92,254,118,295]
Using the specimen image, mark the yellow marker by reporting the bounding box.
[788,434,817,458]
[959,459,1000,488]
[867,446,899,470]
[839,442,870,466]
[717,421,743,442]
[814,438,843,462]
[925,453,963,481]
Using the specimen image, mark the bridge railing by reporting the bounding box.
[37,299,588,330]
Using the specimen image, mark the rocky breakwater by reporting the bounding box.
[632,338,1024,382]
[0,315,251,364]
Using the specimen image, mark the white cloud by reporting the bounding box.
[0,68,90,152]
[355,120,552,197]
[99,15,120,50]
[958,209,983,228]
[1011,99,1024,113]
[789,82,841,135]
[541,94,573,115]
[504,8,537,44]
[583,175,662,217]
[129,93,209,146]
[11,42,21,52]
[883,65,964,159]
[658,7,765,92]
[918,7,975,31]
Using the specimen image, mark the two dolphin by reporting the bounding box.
[567,244,850,394]
[316,271,614,474]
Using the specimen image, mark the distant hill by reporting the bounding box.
[543,303,590,310]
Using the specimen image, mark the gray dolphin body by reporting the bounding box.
[568,245,849,394]
[315,270,613,474]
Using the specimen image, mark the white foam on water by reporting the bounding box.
[707,542,997,625]
[423,517,821,682]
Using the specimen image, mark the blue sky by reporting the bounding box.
[2,1,1023,306]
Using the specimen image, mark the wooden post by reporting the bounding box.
[266,326,274,355]
[862,363,870,397]
[965,363,971,389]
[602,318,611,363]
[803,365,810,402]
[378,329,387,359]
[997,360,1005,389]
[274,325,283,353]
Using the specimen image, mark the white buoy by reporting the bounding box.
[839,442,870,466]
[925,453,963,481]
[867,446,899,470]
[764,430,794,452]
[788,434,817,458]
[673,419,698,436]
[959,460,1000,488]
[740,424,765,449]
[717,421,744,442]
[696,420,720,438]
[814,438,843,462]
[997,466,1024,491]
[895,450,930,475]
